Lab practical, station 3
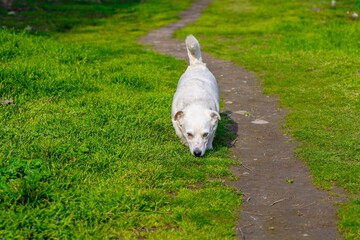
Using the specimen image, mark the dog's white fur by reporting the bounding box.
[172,35,220,157]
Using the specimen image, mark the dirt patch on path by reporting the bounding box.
[140,1,344,239]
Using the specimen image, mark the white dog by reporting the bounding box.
[172,35,220,157]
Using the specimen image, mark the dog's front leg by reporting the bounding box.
[174,124,188,146]
[206,133,215,150]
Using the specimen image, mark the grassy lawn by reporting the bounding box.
[176,0,360,239]
[0,0,240,238]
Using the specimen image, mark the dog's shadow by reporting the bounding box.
[213,111,238,149]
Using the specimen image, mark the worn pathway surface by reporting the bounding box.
[140,1,344,239]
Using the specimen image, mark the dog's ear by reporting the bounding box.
[209,111,221,125]
[174,111,184,122]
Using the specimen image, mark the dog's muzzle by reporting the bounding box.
[193,148,202,157]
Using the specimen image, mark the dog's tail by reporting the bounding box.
[185,35,203,65]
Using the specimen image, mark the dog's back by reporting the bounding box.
[172,35,219,115]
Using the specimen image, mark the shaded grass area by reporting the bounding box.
[0,0,137,33]
[0,0,240,238]
[176,0,360,239]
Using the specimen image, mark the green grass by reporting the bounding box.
[176,0,360,238]
[0,0,241,238]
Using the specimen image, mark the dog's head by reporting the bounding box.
[174,105,220,157]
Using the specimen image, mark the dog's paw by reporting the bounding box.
[181,138,188,146]
[206,144,213,150]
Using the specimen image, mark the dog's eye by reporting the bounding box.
[187,133,194,138]
[202,132,209,138]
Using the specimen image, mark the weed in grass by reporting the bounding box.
[176,0,359,238]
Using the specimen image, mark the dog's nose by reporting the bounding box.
[193,149,202,157]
